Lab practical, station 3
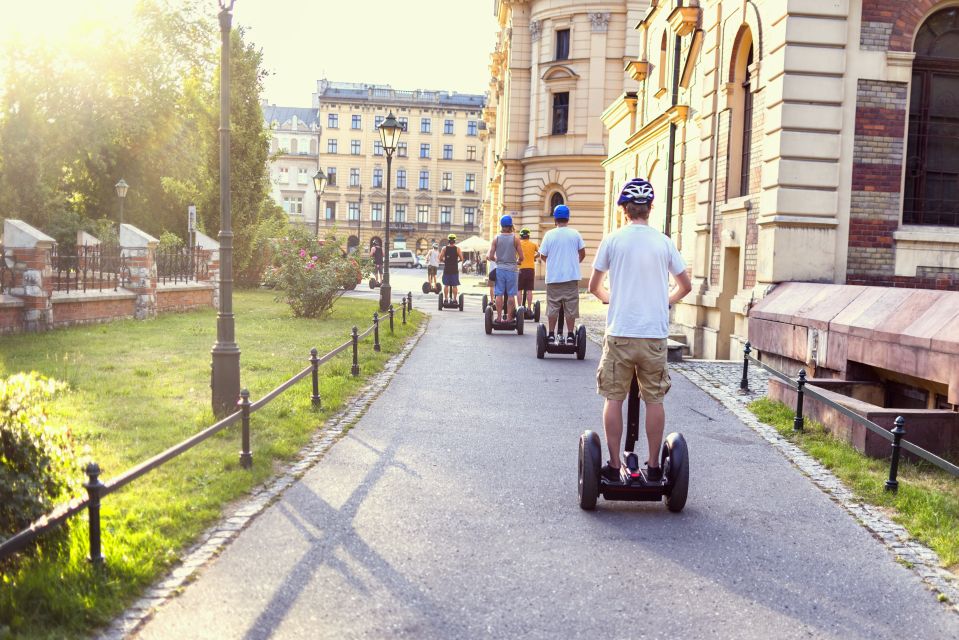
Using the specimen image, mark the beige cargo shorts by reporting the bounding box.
[546,280,580,319]
[596,336,671,403]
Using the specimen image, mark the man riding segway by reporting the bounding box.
[423,242,441,294]
[538,204,585,345]
[369,238,384,289]
[438,234,465,311]
[518,228,540,322]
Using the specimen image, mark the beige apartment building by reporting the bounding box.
[263,105,321,226]
[482,0,647,279]
[311,80,486,254]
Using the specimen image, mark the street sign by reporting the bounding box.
[188,205,197,232]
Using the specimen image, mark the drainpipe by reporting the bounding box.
[664,2,684,237]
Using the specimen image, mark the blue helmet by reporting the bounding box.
[617,178,655,206]
[553,204,570,220]
[500,214,513,228]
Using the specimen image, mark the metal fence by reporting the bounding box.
[51,244,127,293]
[155,246,209,285]
[0,246,12,294]
[0,292,416,566]
[738,342,959,492]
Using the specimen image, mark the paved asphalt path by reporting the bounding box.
[135,288,959,639]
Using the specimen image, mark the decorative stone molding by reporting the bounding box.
[529,20,541,42]
[668,5,701,37]
[589,12,611,33]
[625,59,651,82]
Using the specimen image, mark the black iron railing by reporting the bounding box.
[738,342,959,491]
[0,294,415,566]
[0,246,13,294]
[51,245,127,293]
[155,246,208,285]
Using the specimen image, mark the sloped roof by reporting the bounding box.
[263,105,319,130]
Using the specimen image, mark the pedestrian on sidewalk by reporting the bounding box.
[539,204,585,345]
[518,227,539,310]
[588,178,692,482]
[487,215,524,322]
[439,234,462,300]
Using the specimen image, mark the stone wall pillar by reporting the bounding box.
[120,224,158,320]
[3,219,55,331]
[195,231,221,310]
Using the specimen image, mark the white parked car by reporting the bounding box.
[388,250,418,268]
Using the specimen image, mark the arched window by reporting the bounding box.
[727,27,754,199]
[549,191,565,214]
[290,138,298,154]
[658,32,668,91]
[904,7,959,226]
[740,45,755,197]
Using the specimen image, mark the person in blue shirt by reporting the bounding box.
[538,204,585,344]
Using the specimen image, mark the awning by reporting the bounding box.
[457,235,490,252]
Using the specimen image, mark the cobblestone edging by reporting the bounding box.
[97,318,430,640]
[674,360,959,614]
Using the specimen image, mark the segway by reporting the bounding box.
[519,290,541,322]
[438,286,464,312]
[536,305,586,360]
[484,301,525,335]
[422,281,442,294]
[578,375,688,512]
[369,276,381,290]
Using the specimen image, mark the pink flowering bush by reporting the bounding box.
[264,227,371,317]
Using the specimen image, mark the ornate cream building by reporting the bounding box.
[263,105,321,227]
[482,0,648,279]
[603,0,959,359]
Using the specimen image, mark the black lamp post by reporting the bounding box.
[377,112,402,311]
[115,179,129,226]
[211,0,240,417]
[312,168,327,238]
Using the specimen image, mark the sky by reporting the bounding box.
[0,0,500,106]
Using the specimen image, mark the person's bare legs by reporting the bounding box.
[452,285,458,297]
[496,294,505,321]
[602,398,624,469]
[644,401,665,468]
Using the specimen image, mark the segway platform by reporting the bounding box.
[484,305,525,335]
[536,306,586,360]
[578,375,689,511]
[519,292,541,323]
[422,282,442,295]
[368,277,381,290]
[438,293,464,311]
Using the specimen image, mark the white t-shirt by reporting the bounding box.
[427,249,440,267]
[592,223,686,338]
[539,226,585,284]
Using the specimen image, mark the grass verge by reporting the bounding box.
[749,397,959,571]
[0,290,422,640]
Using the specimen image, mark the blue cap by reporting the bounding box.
[553,204,570,220]
[500,215,513,227]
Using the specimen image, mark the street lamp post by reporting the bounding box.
[115,179,129,226]
[211,0,240,417]
[377,112,403,312]
[312,168,327,238]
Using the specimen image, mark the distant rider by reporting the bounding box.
[369,239,384,284]
[427,242,440,291]
[538,204,585,344]
[486,215,524,323]
[518,228,539,312]
[438,234,463,301]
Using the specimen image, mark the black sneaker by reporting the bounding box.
[547,333,556,345]
[644,465,663,482]
[601,462,622,483]
[567,332,576,345]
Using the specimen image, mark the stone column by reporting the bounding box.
[120,224,159,320]
[3,219,55,332]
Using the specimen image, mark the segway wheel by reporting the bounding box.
[484,306,493,335]
[434,283,442,294]
[578,430,602,510]
[515,307,525,335]
[422,282,431,295]
[458,293,464,312]
[482,294,488,314]
[536,323,546,359]
[661,432,689,513]
[534,301,541,324]
[576,325,587,360]
[369,278,378,290]
[437,293,444,311]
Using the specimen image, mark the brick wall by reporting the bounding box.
[156,286,215,313]
[0,302,23,334]
[861,0,942,53]
[743,91,764,290]
[51,294,136,328]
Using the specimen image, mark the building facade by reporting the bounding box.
[311,80,485,255]
[602,0,959,360]
[482,0,647,280]
[263,105,322,227]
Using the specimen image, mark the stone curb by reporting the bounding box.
[673,361,959,615]
[97,317,430,640]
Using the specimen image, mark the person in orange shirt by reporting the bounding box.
[518,228,539,311]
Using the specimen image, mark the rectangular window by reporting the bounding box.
[351,114,362,130]
[442,172,452,191]
[279,167,289,184]
[444,119,454,134]
[398,116,408,131]
[397,169,407,189]
[419,170,429,190]
[467,145,476,161]
[375,115,384,129]
[443,144,453,160]
[556,29,570,60]
[373,140,383,156]
[467,120,478,136]
[373,166,383,188]
[327,139,337,154]
[290,138,299,154]
[464,207,475,226]
[417,205,430,223]
[351,140,361,155]
[552,92,569,135]
[420,143,430,159]
[325,201,336,220]
[349,168,360,187]
[348,201,360,221]
[394,204,407,222]
[440,205,452,225]
[371,203,383,221]
[326,167,337,186]
[297,168,309,185]
[420,118,431,133]
[327,113,338,128]
[398,142,408,157]
[465,173,476,193]
[282,196,303,214]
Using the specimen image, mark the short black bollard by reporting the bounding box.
[402,300,407,325]
[351,326,360,377]
[84,462,105,566]
[238,389,253,469]
[407,291,413,311]
[388,305,395,334]
[885,416,906,493]
[310,348,321,409]
[373,312,381,352]
[740,341,751,393]
[793,369,806,432]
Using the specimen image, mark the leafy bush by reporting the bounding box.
[0,373,78,565]
[157,230,184,252]
[265,227,371,317]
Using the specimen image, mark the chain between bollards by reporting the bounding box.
[740,341,751,393]
[793,369,806,432]
[373,312,381,352]
[84,462,105,567]
[238,388,252,469]
[310,347,321,409]
[885,416,906,493]
[388,304,395,334]
[351,326,360,376]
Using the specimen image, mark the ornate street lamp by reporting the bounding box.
[377,111,402,311]
[312,168,327,238]
[211,0,240,417]
[115,179,129,226]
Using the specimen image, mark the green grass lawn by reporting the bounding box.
[0,290,422,639]
[749,398,959,573]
